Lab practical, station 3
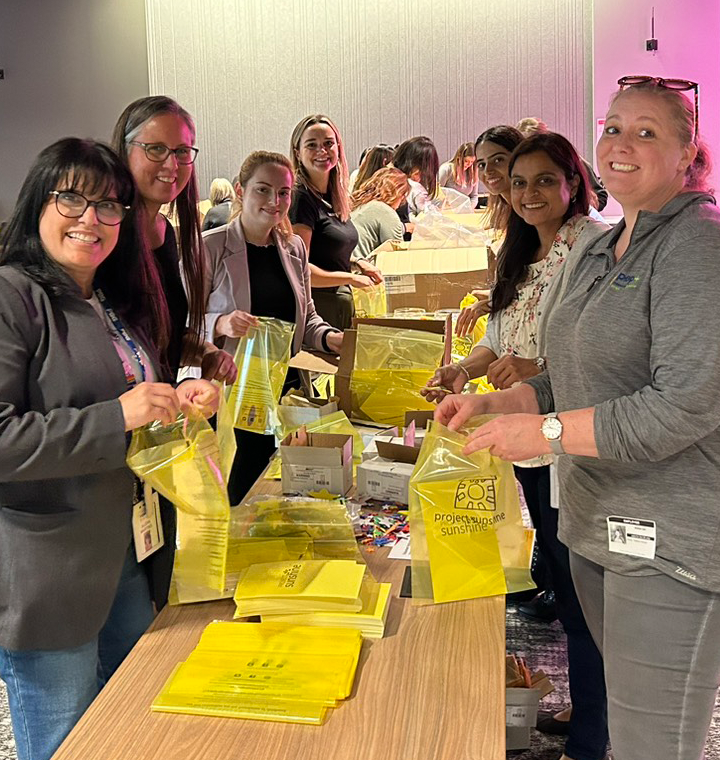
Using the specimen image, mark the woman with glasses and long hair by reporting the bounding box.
[201,150,344,502]
[426,131,610,760]
[437,77,720,760]
[0,138,219,760]
[349,167,409,262]
[438,142,480,208]
[112,96,236,384]
[289,114,382,330]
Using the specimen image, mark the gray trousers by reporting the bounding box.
[570,552,720,760]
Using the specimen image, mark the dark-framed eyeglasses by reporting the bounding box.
[48,190,130,226]
[127,141,199,165]
[617,75,699,137]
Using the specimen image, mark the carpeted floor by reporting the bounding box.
[1,609,720,759]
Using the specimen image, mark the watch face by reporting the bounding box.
[542,417,562,440]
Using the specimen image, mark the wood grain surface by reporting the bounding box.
[51,477,505,760]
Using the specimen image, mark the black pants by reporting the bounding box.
[226,370,301,505]
[514,465,608,760]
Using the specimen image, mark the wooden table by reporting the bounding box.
[52,478,506,760]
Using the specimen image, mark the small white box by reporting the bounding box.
[280,433,353,496]
[505,688,541,751]
[361,435,404,462]
[277,397,338,429]
[357,457,416,505]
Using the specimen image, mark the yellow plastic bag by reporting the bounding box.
[458,293,494,395]
[352,283,388,318]
[226,317,294,435]
[409,419,535,604]
[127,412,230,518]
[216,384,237,483]
[349,323,444,426]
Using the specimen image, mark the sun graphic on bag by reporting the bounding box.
[453,477,497,512]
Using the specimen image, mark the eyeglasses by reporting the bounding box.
[48,190,130,226]
[127,141,199,165]
[617,75,699,137]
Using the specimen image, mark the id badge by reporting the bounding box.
[132,483,165,562]
[607,515,656,559]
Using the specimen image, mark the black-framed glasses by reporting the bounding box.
[127,141,199,165]
[617,75,699,137]
[48,190,130,226]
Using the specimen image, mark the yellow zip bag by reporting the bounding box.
[409,419,535,604]
[226,316,295,435]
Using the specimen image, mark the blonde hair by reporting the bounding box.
[209,178,235,206]
[290,114,351,221]
[611,84,711,192]
[516,117,549,138]
[350,167,410,210]
[451,142,478,187]
[229,151,295,239]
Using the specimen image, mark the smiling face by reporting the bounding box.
[510,151,578,233]
[127,112,195,209]
[239,162,293,231]
[296,123,339,179]
[39,179,121,292]
[475,140,512,197]
[597,89,697,212]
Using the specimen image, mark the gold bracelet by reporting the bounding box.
[456,363,471,382]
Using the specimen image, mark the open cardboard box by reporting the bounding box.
[277,391,339,429]
[279,432,353,496]
[356,439,419,506]
[335,316,452,421]
[374,240,489,313]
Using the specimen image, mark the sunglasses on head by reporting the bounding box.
[617,75,699,137]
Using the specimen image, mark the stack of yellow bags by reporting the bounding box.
[262,573,392,639]
[233,559,366,617]
[152,621,363,725]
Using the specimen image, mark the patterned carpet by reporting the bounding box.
[1,609,720,759]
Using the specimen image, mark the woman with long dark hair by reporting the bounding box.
[112,96,236,382]
[351,143,395,193]
[0,137,218,760]
[425,132,610,760]
[392,135,440,218]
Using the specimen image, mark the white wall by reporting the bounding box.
[0,0,150,219]
[593,0,720,218]
[146,0,593,197]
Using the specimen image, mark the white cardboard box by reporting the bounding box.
[280,433,353,496]
[505,687,541,751]
[277,397,339,429]
[361,435,404,461]
[357,457,416,505]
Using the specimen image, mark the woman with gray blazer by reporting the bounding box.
[0,138,218,760]
[200,150,343,502]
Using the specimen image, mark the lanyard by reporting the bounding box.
[95,288,147,388]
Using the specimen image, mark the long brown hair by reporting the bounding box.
[350,167,409,210]
[354,144,395,191]
[451,142,478,187]
[112,96,205,360]
[290,114,351,221]
[474,126,524,232]
[229,151,295,240]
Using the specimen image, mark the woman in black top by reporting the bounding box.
[202,151,343,502]
[289,114,382,330]
[112,96,236,383]
[112,97,237,607]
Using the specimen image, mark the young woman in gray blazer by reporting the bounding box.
[0,138,218,760]
[201,150,344,502]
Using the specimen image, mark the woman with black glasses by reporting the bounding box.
[438,76,720,760]
[0,138,219,760]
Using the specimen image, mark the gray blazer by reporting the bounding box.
[0,266,138,651]
[201,219,337,357]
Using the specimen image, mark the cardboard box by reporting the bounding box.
[361,434,403,462]
[356,440,420,505]
[280,433,353,496]
[506,687,541,751]
[335,317,452,420]
[374,244,489,313]
[277,395,339,429]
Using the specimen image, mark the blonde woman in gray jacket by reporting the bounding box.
[201,151,343,501]
[426,132,610,760]
[438,79,720,760]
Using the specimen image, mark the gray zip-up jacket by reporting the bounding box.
[526,192,720,591]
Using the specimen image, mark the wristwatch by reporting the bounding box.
[534,356,547,372]
[541,412,564,455]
